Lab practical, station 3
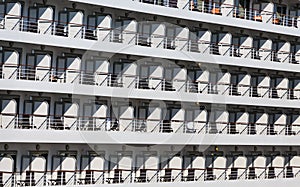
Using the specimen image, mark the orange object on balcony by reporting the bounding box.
[211,8,221,14]
[273,18,280,24]
[254,15,262,22]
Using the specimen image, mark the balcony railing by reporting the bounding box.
[0,13,299,67]
[1,65,300,102]
[1,113,300,136]
[0,165,299,186]
[138,1,300,28]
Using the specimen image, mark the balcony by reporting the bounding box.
[1,152,300,186]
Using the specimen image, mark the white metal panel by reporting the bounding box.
[119,106,134,131]
[145,156,159,182]
[172,68,186,91]
[290,156,300,176]
[64,103,79,129]
[0,99,17,128]
[122,63,137,88]
[0,156,14,186]
[274,114,286,134]
[94,59,109,86]
[272,156,284,178]
[218,72,231,94]
[123,20,137,45]
[148,65,163,89]
[2,50,19,79]
[68,11,84,38]
[278,42,291,63]
[240,37,253,58]
[97,15,112,41]
[261,3,274,23]
[238,74,251,94]
[254,156,266,177]
[5,2,21,30]
[193,156,205,180]
[31,157,46,184]
[213,157,226,179]
[175,27,189,51]
[119,156,132,182]
[33,101,49,129]
[236,112,249,133]
[66,57,81,83]
[90,156,105,182]
[197,30,211,54]
[38,7,54,34]
[260,39,272,61]
[219,33,232,56]
[169,156,182,181]
[151,23,165,48]
[235,156,247,168]
[35,54,51,81]
[62,157,76,185]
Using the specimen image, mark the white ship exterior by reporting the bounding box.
[1,0,300,187]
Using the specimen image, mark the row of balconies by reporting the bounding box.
[0,2,300,66]
[1,115,299,136]
[1,152,300,186]
[0,94,299,135]
[1,114,299,136]
[137,0,300,28]
[1,62,300,101]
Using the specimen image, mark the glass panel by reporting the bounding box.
[55,103,63,116]
[24,101,33,115]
